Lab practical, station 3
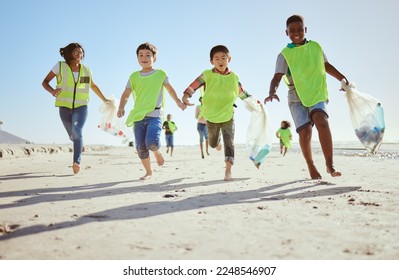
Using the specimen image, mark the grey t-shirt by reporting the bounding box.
[125,69,169,118]
[275,51,328,103]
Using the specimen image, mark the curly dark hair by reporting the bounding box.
[59,42,85,63]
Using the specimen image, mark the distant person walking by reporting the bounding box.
[195,97,209,159]
[42,42,109,174]
[162,114,177,156]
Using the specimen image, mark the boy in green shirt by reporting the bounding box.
[183,45,250,181]
[264,15,348,179]
[118,42,186,180]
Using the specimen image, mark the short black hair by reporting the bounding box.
[136,42,157,57]
[286,15,304,27]
[210,45,229,60]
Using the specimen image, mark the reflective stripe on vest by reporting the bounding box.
[55,61,91,108]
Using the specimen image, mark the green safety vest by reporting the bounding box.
[166,121,176,133]
[281,41,328,107]
[278,128,292,148]
[126,69,166,126]
[201,69,239,123]
[55,61,91,109]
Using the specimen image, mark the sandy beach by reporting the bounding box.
[0,142,398,260]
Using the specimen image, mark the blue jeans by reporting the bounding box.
[165,134,174,148]
[197,123,208,143]
[134,117,162,159]
[59,106,88,164]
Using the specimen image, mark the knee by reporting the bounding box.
[147,143,160,151]
[312,112,329,128]
[137,146,149,159]
[71,133,82,142]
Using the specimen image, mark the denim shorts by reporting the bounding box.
[289,101,329,133]
[133,117,162,159]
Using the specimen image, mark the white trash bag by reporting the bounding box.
[341,80,385,153]
[244,96,273,168]
[98,96,129,143]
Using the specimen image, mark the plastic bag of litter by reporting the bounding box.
[244,96,273,168]
[341,80,385,153]
[98,96,129,143]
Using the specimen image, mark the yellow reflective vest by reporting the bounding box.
[55,61,91,109]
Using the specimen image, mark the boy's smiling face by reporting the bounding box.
[137,49,156,70]
[286,21,307,45]
[210,51,231,73]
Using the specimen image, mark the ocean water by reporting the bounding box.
[286,141,399,160]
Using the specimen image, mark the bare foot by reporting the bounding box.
[140,173,152,180]
[201,153,204,159]
[224,171,234,181]
[72,162,80,174]
[308,164,322,179]
[327,166,342,177]
[153,150,164,166]
[216,143,222,151]
[166,148,169,154]
[206,151,210,155]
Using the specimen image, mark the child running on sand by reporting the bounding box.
[162,114,177,156]
[182,45,251,181]
[117,42,186,180]
[264,15,348,179]
[276,120,292,156]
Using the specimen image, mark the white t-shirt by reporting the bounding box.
[51,63,81,82]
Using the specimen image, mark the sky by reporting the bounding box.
[0,0,398,147]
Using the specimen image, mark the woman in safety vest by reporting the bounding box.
[42,42,109,174]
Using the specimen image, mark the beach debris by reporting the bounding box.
[163,194,178,198]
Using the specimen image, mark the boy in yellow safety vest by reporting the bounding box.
[264,15,348,179]
[118,42,186,180]
[182,45,251,181]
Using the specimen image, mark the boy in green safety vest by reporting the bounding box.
[162,114,177,156]
[264,15,348,179]
[182,45,251,181]
[118,42,186,180]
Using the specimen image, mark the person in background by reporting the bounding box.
[195,96,210,159]
[162,114,177,156]
[276,120,292,156]
[42,42,109,174]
